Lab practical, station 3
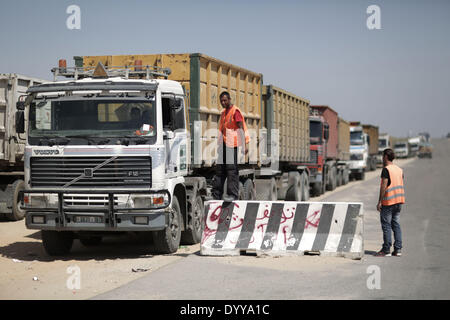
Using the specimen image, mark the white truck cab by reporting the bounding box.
[17,62,206,255]
[377,133,391,165]
[394,141,409,158]
[348,126,368,180]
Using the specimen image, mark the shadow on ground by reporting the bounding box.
[0,233,199,262]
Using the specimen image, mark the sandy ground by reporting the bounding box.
[0,158,415,300]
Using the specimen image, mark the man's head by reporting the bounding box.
[130,107,141,121]
[383,148,395,166]
[219,91,231,109]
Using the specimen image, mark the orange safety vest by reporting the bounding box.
[381,164,405,206]
[219,105,250,148]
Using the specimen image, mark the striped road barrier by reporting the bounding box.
[200,201,364,259]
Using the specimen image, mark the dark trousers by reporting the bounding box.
[380,204,403,252]
[212,144,239,200]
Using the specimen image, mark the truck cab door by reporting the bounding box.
[162,95,188,177]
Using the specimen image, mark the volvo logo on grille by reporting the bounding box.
[128,171,139,177]
[84,168,93,178]
[33,149,60,156]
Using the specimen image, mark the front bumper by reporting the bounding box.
[21,189,171,232]
[348,160,366,171]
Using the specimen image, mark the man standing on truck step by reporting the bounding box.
[212,91,250,201]
[375,148,405,257]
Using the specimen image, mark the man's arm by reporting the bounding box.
[377,178,388,212]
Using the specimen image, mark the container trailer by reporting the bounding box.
[0,74,46,220]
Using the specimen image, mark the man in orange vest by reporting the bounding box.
[375,148,405,257]
[212,91,249,200]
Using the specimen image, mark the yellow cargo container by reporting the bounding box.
[262,85,310,164]
[338,117,350,161]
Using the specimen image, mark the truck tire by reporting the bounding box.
[238,182,245,200]
[7,179,26,221]
[79,236,102,247]
[311,182,322,197]
[357,171,365,181]
[326,167,337,191]
[152,196,182,254]
[243,179,255,200]
[301,172,310,201]
[41,230,74,256]
[343,170,349,185]
[336,170,343,187]
[285,174,302,201]
[181,195,203,245]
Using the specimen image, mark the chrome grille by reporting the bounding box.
[63,195,119,207]
[30,156,152,188]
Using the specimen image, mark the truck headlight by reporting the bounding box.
[133,193,170,209]
[24,194,58,208]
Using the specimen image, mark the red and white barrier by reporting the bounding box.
[200,201,364,259]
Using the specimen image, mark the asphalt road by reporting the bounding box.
[95,139,450,300]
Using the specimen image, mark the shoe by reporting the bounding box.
[374,250,391,257]
[392,249,402,257]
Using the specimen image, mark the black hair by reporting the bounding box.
[383,148,395,161]
[219,91,231,100]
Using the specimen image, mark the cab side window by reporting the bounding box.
[162,96,185,131]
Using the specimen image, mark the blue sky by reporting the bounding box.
[1,0,449,137]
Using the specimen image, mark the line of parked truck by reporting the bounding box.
[0,53,430,255]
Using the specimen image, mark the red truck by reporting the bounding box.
[307,106,350,196]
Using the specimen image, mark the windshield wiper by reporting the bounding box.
[126,135,151,145]
[37,136,71,146]
[65,135,110,145]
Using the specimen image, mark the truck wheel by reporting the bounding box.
[153,196,182,254]
[343,170,349,185]
[326,167,337,191]
[311,183,322,197]
[285,175,302,201]
[357,171,365,180]
[41,230,74,256]
[7,179,26,221]
[238,182,245,200]
[181,195,203,245]
[269,178,278,201]
[80,236,102,247]
[243,179,255,200]
[336,170,343,187]
[301,173,310,201]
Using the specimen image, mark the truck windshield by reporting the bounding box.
[395,143,406,148]
[309,121,322,144]
[379,139,387,148]
[29,98,156,140]
[350,131,364,145]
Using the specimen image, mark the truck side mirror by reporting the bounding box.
[169,99,182,109]
[16,110,25,133]
[324,124,329,141]
[16,101,25,111]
